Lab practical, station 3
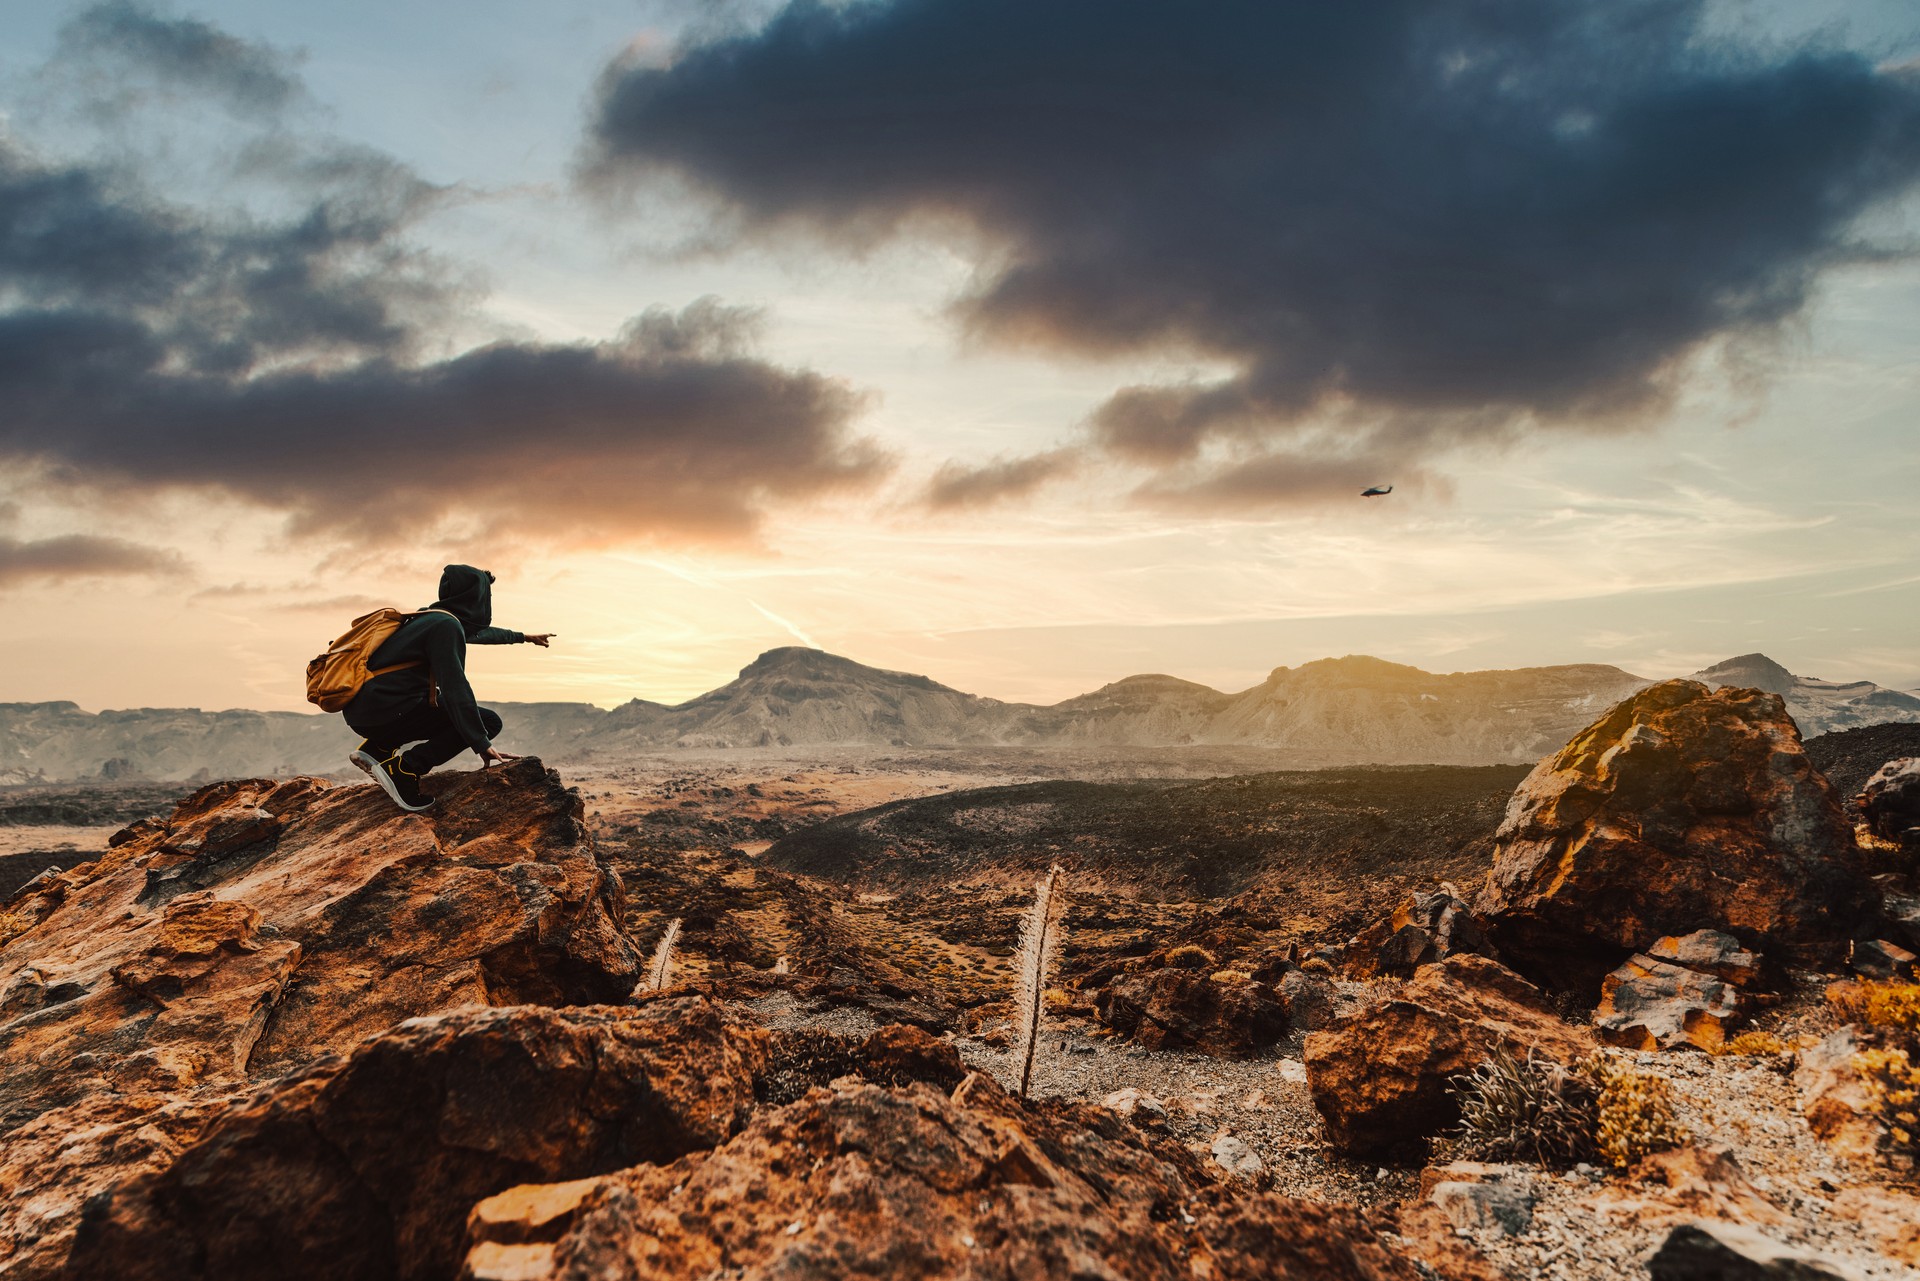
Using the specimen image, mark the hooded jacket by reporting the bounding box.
[342,565,525,752]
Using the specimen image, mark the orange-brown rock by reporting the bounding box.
[1593,954,1742,1051]
[0,761,640,1127]
[1346,889,1495,979]
[52,998,765,1281]
[1094,967,1286,1056]
[465,1071,1426,1281]
[1477,681,1868,991]
[1794,1027,1886,1161]
[1304,954,1592,1158]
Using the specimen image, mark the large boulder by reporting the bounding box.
[47,999,765,1281]
[1861,758,1920,844]
[464,1071,1428,1281]
[0,761,641,1127]
[1304,954,1592,1159]
[1477,681,1868,991]
[1093,967,1287,1056]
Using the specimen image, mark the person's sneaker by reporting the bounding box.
[348,742,379,777]
[369,752,433,813]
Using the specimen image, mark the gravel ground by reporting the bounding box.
[741,987,1920,1279]
[741,989,1418,1211]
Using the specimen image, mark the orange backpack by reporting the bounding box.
[304,608,449,712]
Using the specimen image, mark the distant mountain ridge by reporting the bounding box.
[1688,653,1920,736]
[5,648,1915,782]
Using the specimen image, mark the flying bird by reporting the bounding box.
[1361,485,1393,497]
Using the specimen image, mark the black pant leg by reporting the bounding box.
[403,705,500,772]
[356,703,444,760]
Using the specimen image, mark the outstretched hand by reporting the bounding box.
[481,747,522,768]
[524,633,555,648]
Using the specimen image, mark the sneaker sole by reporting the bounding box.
[348,749,379,777]
[367,759,434,814]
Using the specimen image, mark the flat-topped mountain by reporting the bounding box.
[1207,655,1651,765]
[1690,652,1920,736]
[6,648,1916,780]
[624,647,1012,749]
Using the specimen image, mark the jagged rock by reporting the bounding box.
[1428,1179,1534,1236]
[1882,894,1920,955]
[464,1072,1427,1281]
[1209,1133,1265,1180]
[1646,929,1763,987]
[1102,1087,1169,1124]
[1347,889,1494,979]
[855,1023,968,1090]
[1478,681,1869,991]
[1847,937,1917,980]
[1647,1221,1864,1280]
[0,762,640,1127]
[1794,1027,1886,1161]
[51,999,765,1281]
[1593,954,1743,1051]
[1093,967,1286,1056]
[1624,1145,1787,1228]
[1304,954,1592,1158]
[1277,968,1339,1031]
[1861,757,1920,843]
[0,1092,232,1279]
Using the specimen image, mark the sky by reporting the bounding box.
[1,0,1917,713]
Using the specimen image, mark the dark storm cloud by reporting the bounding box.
[55,1,303,113]
[0,8,889,546]
[590,0,1920,504]
[0,534,184,586]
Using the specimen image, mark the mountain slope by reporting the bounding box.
[1691,653,1920,736]
[642,647,1014,749]
[1206,656,1651,765]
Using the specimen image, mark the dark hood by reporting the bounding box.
[430,564,493,634]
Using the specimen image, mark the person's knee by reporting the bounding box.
[480,707,503,737]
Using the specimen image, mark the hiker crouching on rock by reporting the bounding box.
[344,565,554,813]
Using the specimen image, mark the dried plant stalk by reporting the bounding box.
[647,917,682,992]
[1014,865,1068,1099]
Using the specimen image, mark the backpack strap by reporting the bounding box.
[364,610,462,699]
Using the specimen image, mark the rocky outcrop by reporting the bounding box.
[48,999,764,1281]
[1093,968,1287,1056]
[1593,930,1763,1052]
[1346,888,1495,979]
[1304,955,1592,1159]
[1477,681,1868,991]
[1861,758,1920,845]
[464,1071,1427,1281]
[0,761,640,1127]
